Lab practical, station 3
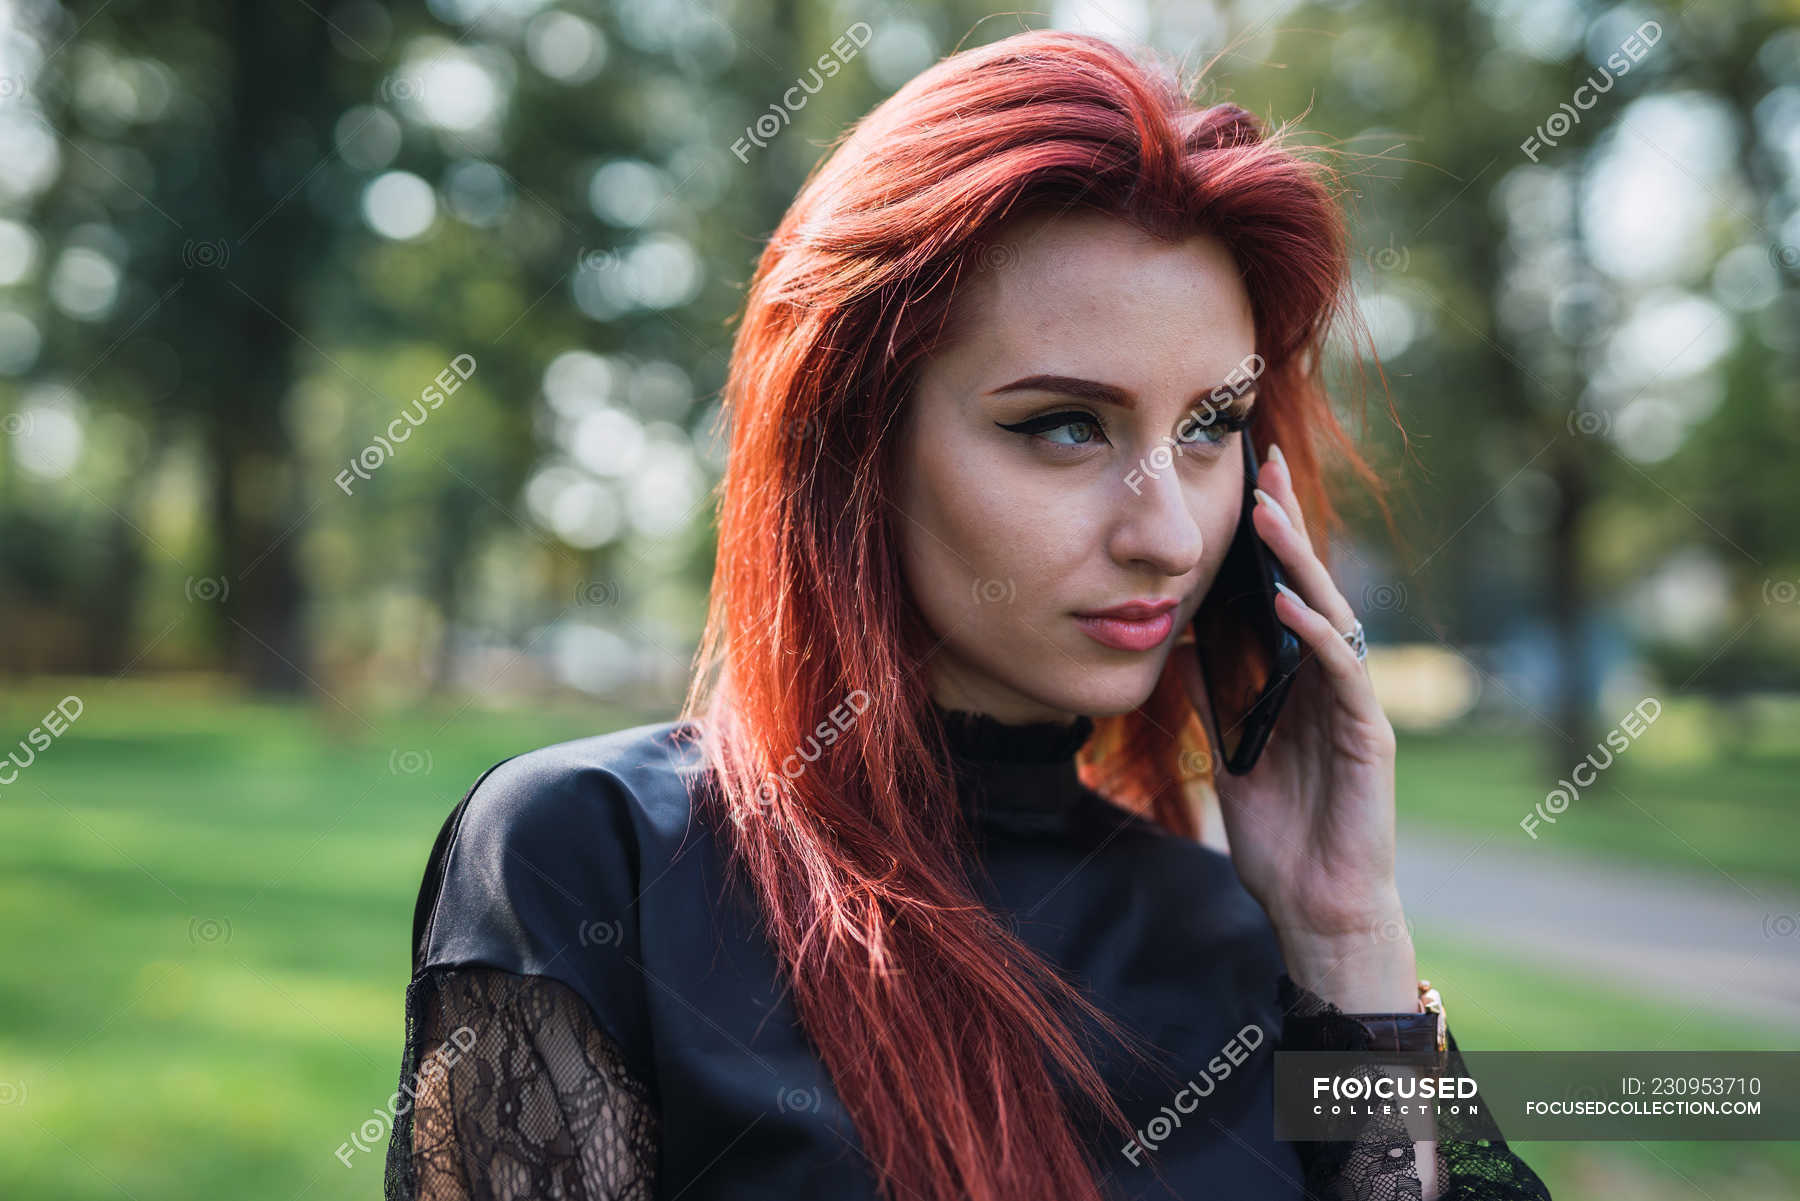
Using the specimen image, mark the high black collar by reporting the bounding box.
[931,702,1095,833]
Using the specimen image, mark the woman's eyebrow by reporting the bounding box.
[986,373,1257,409]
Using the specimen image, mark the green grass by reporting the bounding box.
[0,677,640,1201]
[1410,937,1800,1198]
[1396,695,1800,895]
[0,678,1793,1199]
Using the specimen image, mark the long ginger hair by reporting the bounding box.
[678,27,1395,1201]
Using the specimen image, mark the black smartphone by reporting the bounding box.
[1190,432,1304,774]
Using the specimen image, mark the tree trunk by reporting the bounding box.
[192,0,335,693]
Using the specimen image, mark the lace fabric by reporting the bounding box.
[385,966,658,1201]
[386,963,1549,1200]
[1278,974,1554,1200]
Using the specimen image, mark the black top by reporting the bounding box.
[384,704,1553,1199]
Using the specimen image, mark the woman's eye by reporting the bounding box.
[1175,418,1230,447]
[996,406,1249,451]
[997,411,1107,447]
[1174,407,1251,449]
[1038,414,1104,446]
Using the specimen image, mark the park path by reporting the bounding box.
[1395,826,1800,1037]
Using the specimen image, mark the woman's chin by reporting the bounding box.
[1040,674,1163,720]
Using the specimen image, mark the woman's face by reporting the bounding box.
[893,209,1259,724]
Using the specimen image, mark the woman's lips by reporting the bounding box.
[1074,609,1177,652]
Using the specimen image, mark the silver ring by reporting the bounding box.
[1340,617,1367,663]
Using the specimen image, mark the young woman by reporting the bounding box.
[383,29,1553,1201]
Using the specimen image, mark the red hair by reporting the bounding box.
[679,27,1396,1201]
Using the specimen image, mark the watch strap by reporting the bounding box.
[1337,1008,1445,1055]
[1282,976,1448,1066]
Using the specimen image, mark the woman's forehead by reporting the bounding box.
[935,218,1257,397]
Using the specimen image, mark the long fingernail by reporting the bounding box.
[1274,580,1304,607]
[1268,442,1286,472]
[1253,487,1291,527]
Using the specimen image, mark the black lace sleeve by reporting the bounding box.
[1276,973,1554,1200]
[384,965,660,1201]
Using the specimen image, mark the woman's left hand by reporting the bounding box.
[1174,441,1414,1007]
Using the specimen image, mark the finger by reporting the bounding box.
[1270,578,1384,723]
[1250,486,1360,641]
[1257,441,1311,543]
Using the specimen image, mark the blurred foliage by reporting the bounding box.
[0,0,1796,748]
